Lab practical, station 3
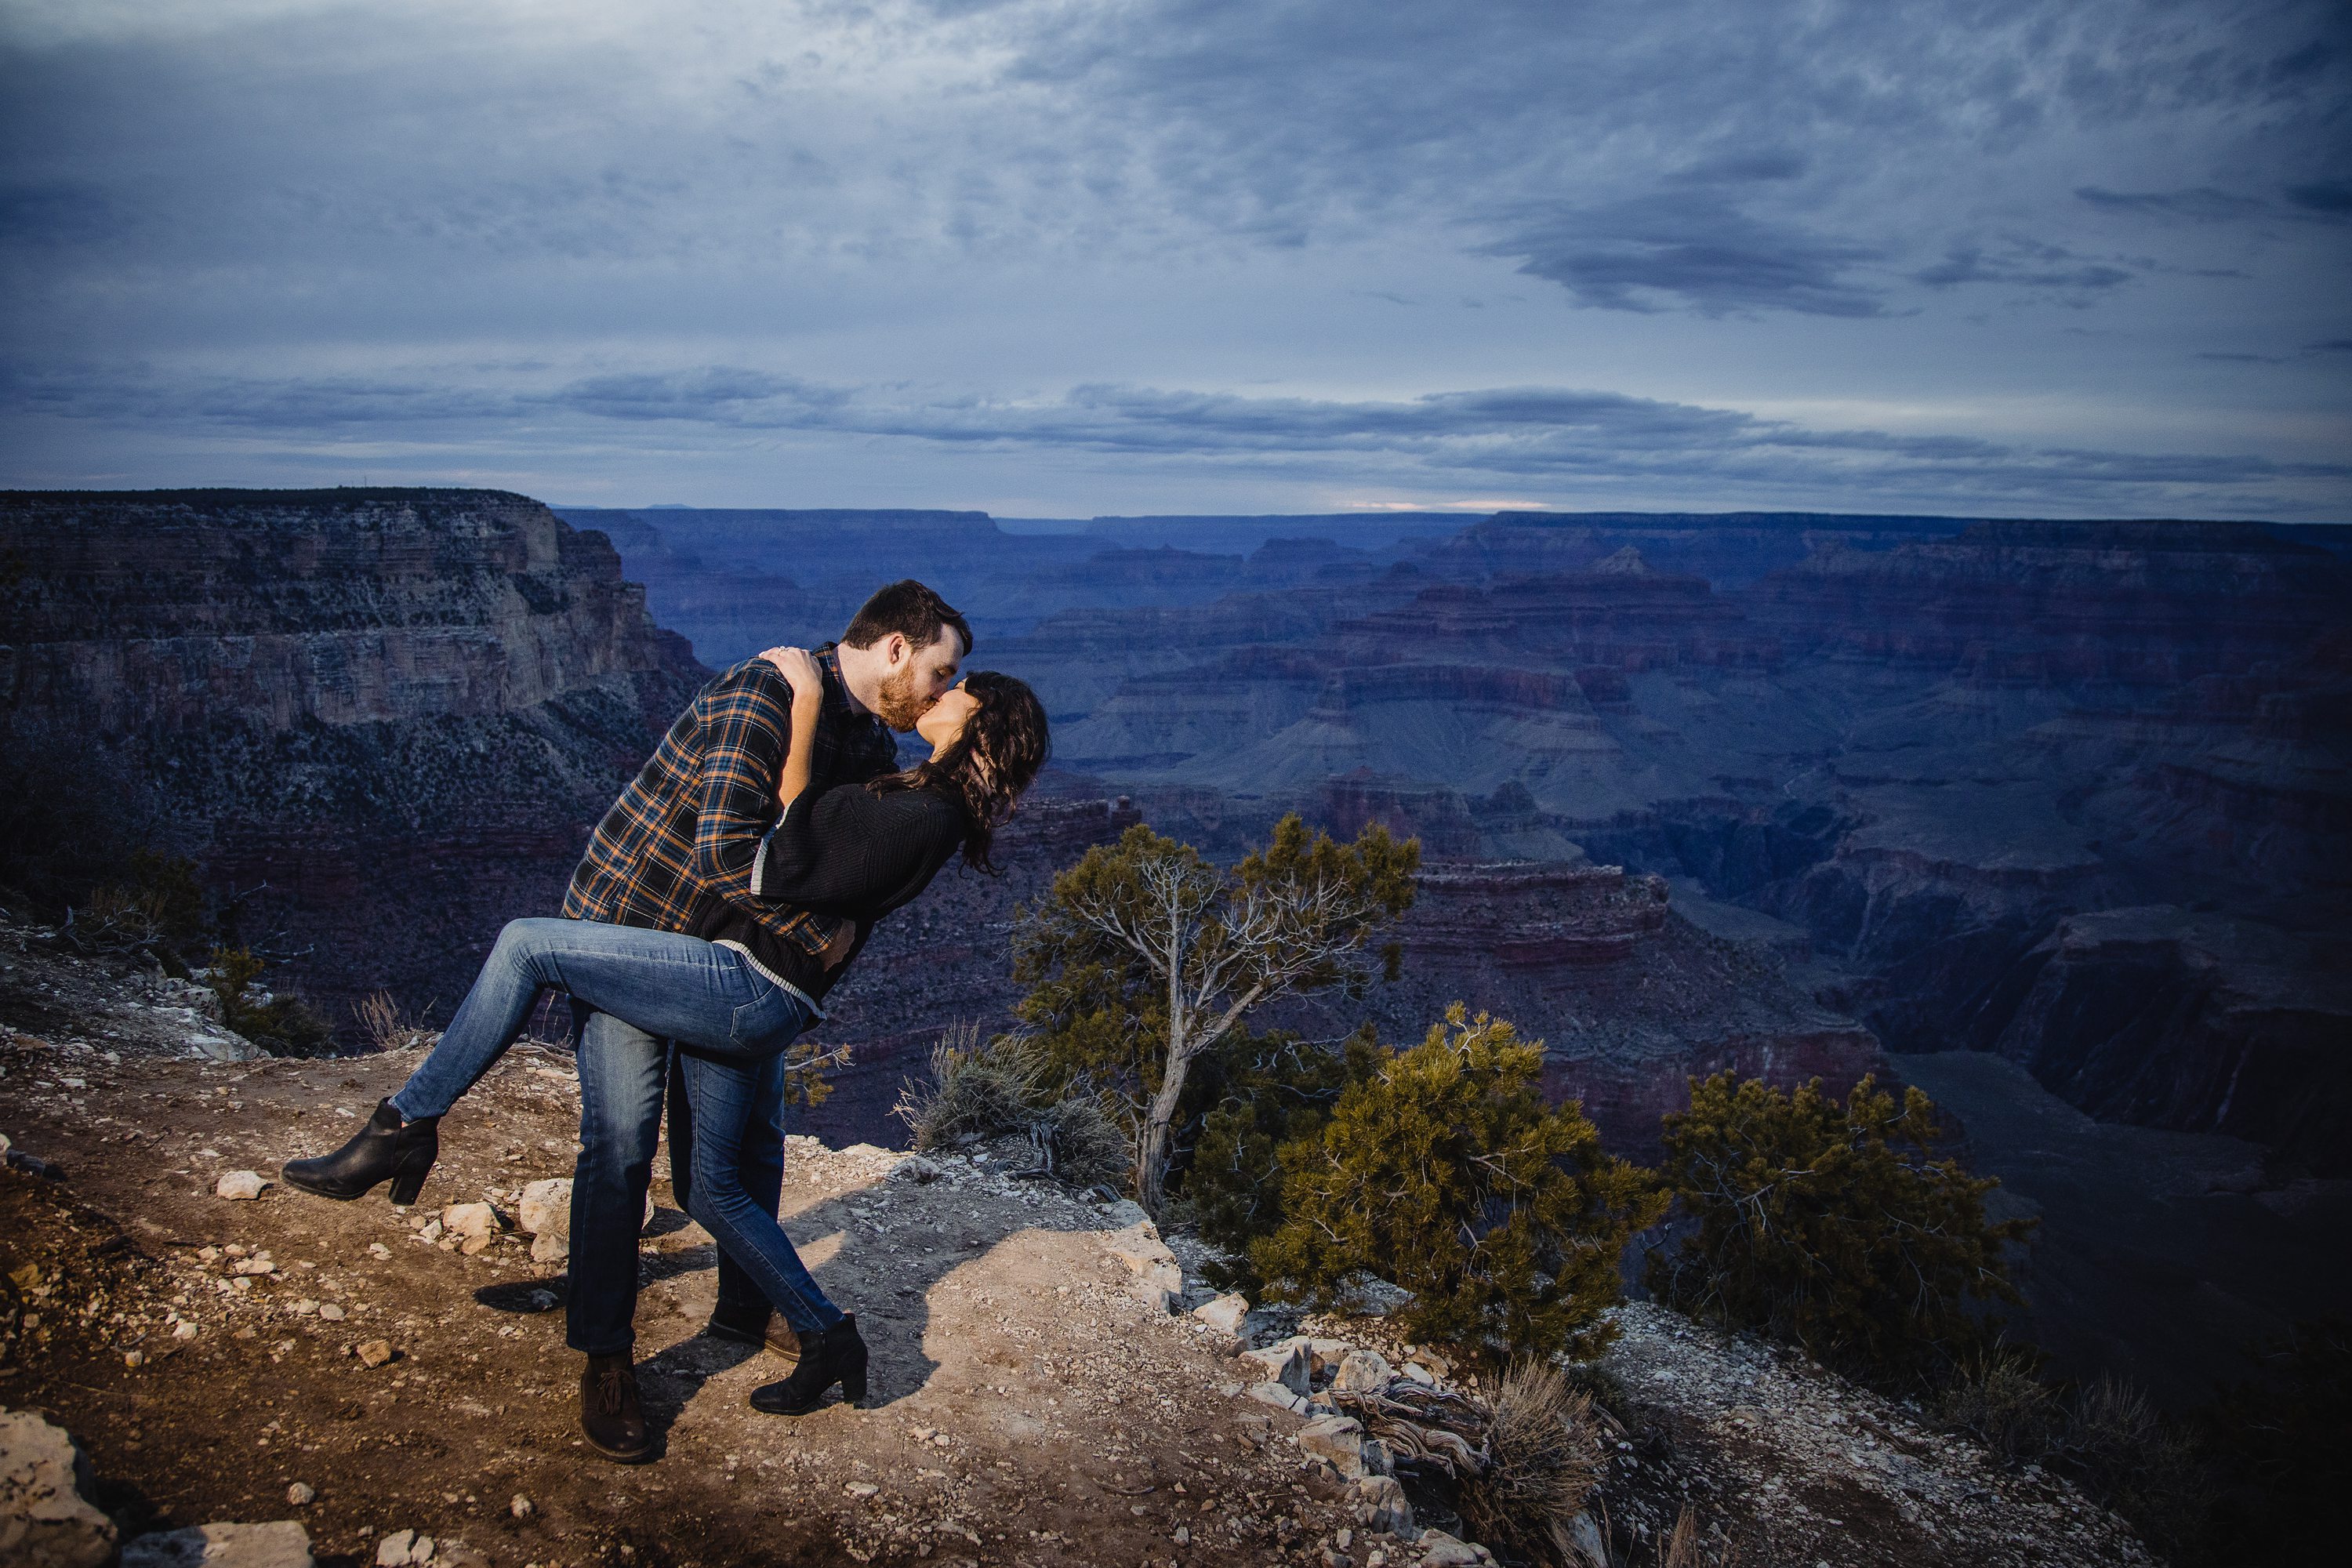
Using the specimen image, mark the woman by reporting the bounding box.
[282,652,1051,1415]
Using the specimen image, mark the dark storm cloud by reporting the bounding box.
[2074,186,2267,221]
[2285,180,2352,215]
[1912,241,2133,294]
[1485,197,1888,318]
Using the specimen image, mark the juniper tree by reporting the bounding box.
[1649,1070,2034,1388]
[1252,1007,1666,1364]
[1181,1023,1386,1283]
[1012,815,1417,1214]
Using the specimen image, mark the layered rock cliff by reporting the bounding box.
[0,488,706,1023]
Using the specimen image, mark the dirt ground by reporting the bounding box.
[0,994,1365,1568]
[2,925,2162,1568]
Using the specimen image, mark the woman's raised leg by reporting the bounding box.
[287,916,783,1204]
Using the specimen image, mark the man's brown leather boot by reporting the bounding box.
[706,1298,802,1366]
[580,1352,653,1463]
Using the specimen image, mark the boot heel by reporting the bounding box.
[388,1166,428,1206]
[840,1370,867,1406]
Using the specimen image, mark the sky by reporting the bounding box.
[3,0,2348,519]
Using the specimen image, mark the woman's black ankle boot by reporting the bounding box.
[748,1314,868,1414]
[281,1098,440,1203]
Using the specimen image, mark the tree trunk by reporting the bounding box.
[1136,1046,1195,1216]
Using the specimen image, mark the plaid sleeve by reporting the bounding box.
[691,670,792,902]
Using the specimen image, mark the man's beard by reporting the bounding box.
[873,666,932,731]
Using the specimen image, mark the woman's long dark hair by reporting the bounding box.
[869,670,1050,873]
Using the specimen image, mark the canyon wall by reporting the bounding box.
[11,492,2345,1181]
[973,511,2351,1172]
[0,488,706,1021]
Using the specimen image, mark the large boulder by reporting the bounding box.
[0,1410,117,1568]
[1191,1292,1250,1334]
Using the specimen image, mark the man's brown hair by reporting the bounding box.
[840,579,973,657]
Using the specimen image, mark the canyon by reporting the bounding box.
[0,488,703,1022]
[6,489,2347,1404]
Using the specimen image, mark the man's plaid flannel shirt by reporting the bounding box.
[562,646,899,960]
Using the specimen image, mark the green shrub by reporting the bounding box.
[1252,1007,1666,1366]
[1650,1071,2034,1390]
[207,946,336,1058]
[2061,1376,2207,1555]
[1174,1025,1385,1288]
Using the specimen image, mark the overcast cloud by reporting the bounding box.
[2,0,2346,517]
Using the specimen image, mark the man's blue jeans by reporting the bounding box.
[563,1009,804,1356]
[383,916,843,1352]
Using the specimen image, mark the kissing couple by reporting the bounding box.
[278,580,1050,1462]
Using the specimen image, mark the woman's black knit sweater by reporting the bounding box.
[695,780,963,1004]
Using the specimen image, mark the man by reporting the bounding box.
[560,579,969,1461]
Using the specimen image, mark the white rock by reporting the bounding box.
[1401,1362,1436,1386]
[1192,1293,1250,1334]
[122,1522,314,1568]
[1246,1381,1308,1414]
[1296,1414,1377,1479]
[215,1171,267,1201]
[1103,1221,1183,1309]
[1416,1530,1484,1566]
[1239,1340,1312,1395]
[508,1496,533,1521]
[1334,1349,1394,1393]
[439,1203,503,1240]
[315,1304,345,1322]
[283,1485,313,1508]
[520,1178,572,1261]
[1305,1337,1353,1375]
[1351,1475,1412,1535]
[888,1155,942,1184]
[0,1410,118,1568]
[372,1529,432,1566]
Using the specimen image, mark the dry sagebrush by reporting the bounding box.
[1456,1360,1607,1566]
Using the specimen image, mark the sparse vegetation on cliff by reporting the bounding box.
[1254,1007,1666,1365]
[1175,1024,1385,1287]
[1012,814,1418,1214]
[1648,1070,2033,1390]
[894,1022,1128,1187]
[205,946,336,1058]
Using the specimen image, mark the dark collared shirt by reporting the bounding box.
[563,647,899,982]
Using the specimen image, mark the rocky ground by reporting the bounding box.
[2,922,2157,1568]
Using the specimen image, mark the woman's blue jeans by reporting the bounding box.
[387,916,845,1341]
